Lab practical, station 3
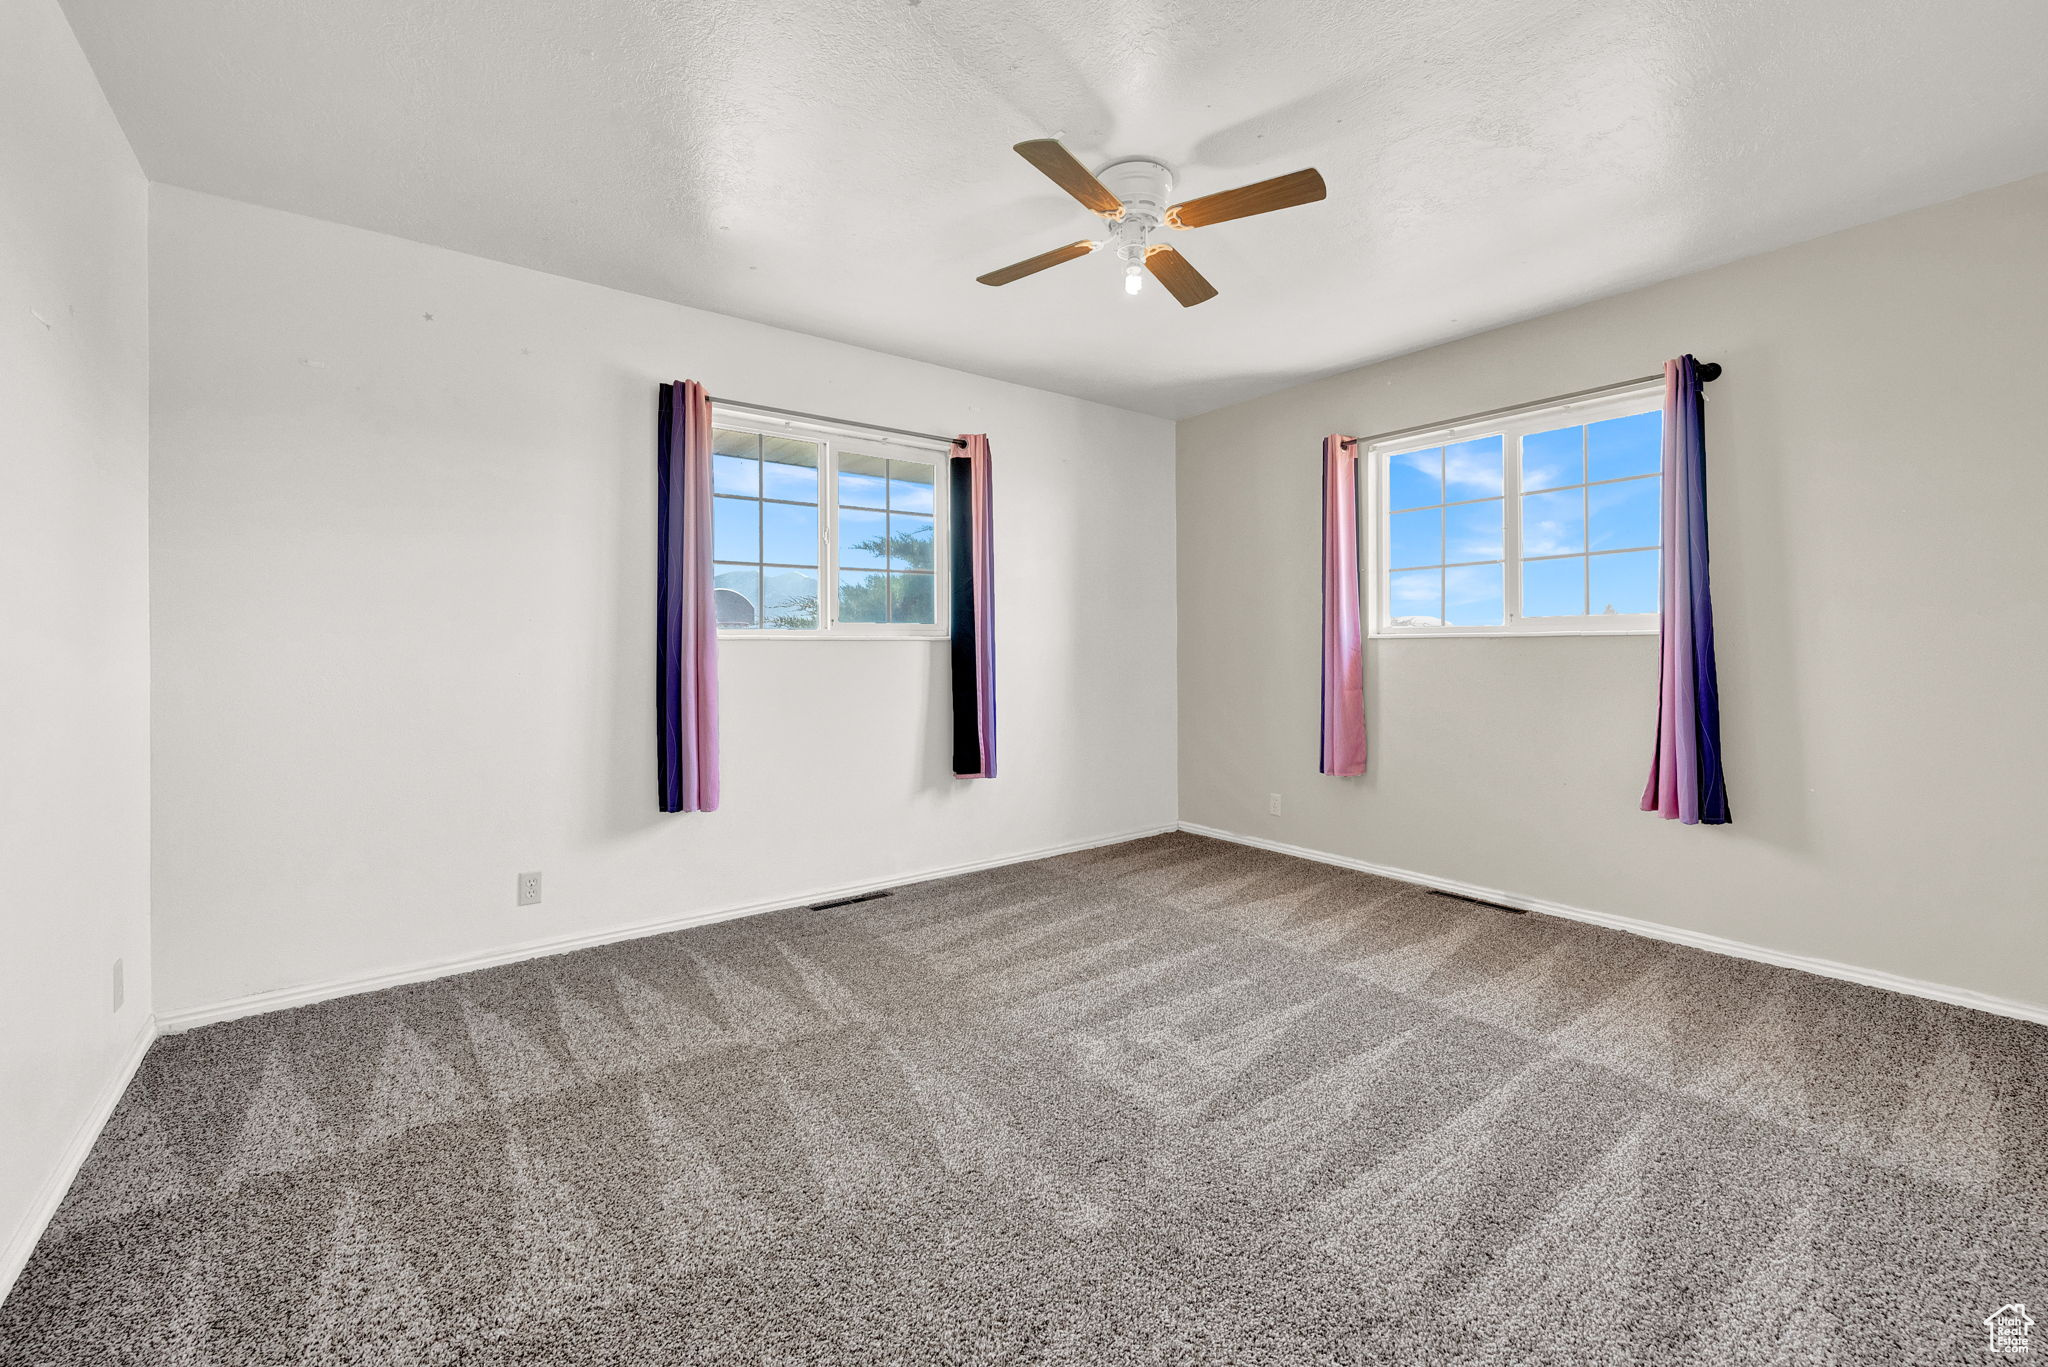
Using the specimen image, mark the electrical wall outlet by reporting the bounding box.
[1267,793,1283,816]
[517,871,543,906]
[112,958,125,1013]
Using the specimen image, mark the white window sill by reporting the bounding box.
[718,631,948,642]
[1371,627,1658,640]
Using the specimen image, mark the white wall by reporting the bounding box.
[0,0,153,1292]
[148,186,1178,1018]
[1178,173,2048,1014]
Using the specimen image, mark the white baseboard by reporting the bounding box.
[157,823,1181,1035]
[1,1014,159,1303]
[1178,822,2048,1028]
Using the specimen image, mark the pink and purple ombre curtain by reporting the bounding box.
[949,435,997,779]
[1320,434,1368,776]
[657,380,720,812]
[1641,356,1729,824]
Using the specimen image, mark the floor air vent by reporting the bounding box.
[807,890,893,911]
[1432,890,1529,915]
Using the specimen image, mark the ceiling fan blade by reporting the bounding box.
[1144,245,1218,307]
[1167,168,1327,229]
[976,239,1098,287]
[1013,139,1125,217]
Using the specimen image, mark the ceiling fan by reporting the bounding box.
[976,139,1326,307]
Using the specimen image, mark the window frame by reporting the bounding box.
[1366,383,1664,639]
[710,412,950,641]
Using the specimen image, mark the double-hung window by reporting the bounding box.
[710,417,947,638]
[1369,387,1664,636]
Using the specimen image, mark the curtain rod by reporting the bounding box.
[1339,362,1722,450]
[708,396,966,449]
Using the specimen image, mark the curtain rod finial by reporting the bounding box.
[1697,361,1723,382]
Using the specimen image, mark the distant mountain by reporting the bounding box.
[714,567,819,628]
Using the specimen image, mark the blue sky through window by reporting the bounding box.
[1383,403,1663,630]
[1386,436,1504,626]
[1519,413,1661,618]
[712,428,823,629]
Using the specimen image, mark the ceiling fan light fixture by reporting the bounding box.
[1124,264,1144,295]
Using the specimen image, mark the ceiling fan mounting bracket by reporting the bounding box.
[1093,157,1175,220]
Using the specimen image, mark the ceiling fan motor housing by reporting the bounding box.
[1096,157,1175,269]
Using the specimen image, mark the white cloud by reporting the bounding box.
[1443,441,1503,496]
[1391,571,1439,605]
[1522,521,1581,557]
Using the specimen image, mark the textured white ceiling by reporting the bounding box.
[59,0,2048,417]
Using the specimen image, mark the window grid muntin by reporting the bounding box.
[1517,419,1661,619]
[710,416,947,638]
[1384,437,1507,627]
[834,453,936,626]
[710,428,825,631]
[1368,385,1663,638]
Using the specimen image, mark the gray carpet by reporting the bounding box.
[4,832,2045,1365]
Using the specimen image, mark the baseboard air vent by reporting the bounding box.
[807,890,894,911]
[1432,890,1529,915]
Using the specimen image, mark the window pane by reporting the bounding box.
[1388,448,1442,511]
[1443,563,1503,626]
[837,508,887,569]
[713,564,760,627]
[1589,476,1660,551]
[837,570,888,623]
[1444,499,1503,563]
[713,495,759,561]
[1588,410,1661,482]
[713,453,759,497]
[1521,488,1585,556]
[713,428,760,495]
[892,572,935,624]
[889,460,936,513]
[1523,556,1585,618]
[1591,550,1659,616]
[1443,435,1503,499]
[1522,425,1583,491]
[762,501,817,565]
[762,438,819,502]
[1389,508,1442,569]
[1388,568,1442,626]
[762,568,819,629]
[889,514,935,570]
[839,453,890,509]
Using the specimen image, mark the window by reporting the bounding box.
[1370,387,1663,636]
[711,418,946,637]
